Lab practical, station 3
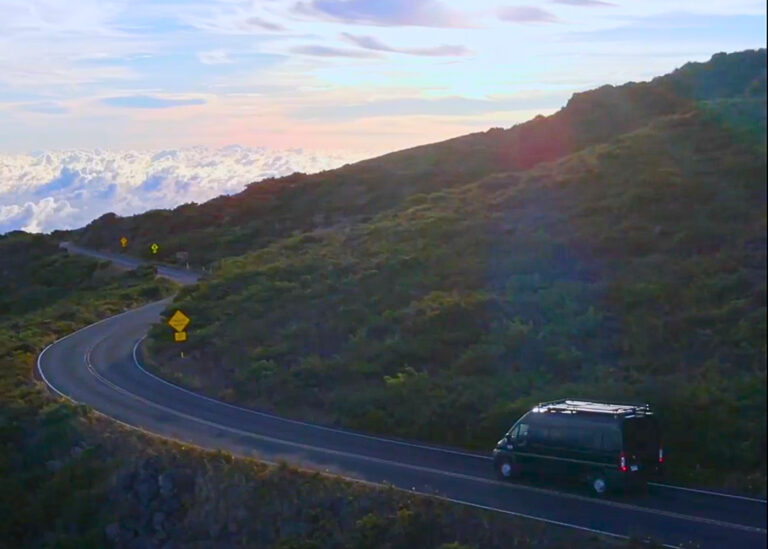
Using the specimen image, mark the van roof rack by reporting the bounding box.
[533,399,653,417]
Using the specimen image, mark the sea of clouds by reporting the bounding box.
[0,147,369,234]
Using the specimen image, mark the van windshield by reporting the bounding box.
[623,417,659,457]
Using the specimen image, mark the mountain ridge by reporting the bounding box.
[70,49,766,267]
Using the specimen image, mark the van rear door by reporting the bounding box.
[622,417,660,472]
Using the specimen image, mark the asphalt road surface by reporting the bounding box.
[59,242,201,285]
[38,247,767,548]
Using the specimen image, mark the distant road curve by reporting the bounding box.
[60,242,201,285]
[38,246,766,549]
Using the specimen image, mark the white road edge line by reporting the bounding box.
[429,495,681,549]
[132,336,768,505]
[36,300,170,399]
[77,402,682,549]
[41,354,682,549]
[35,295,767,536]
[648,483,767,504]
[132,336,491,461]
[82,336,765,535]
[88,347,754,539]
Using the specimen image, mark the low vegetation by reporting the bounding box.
[146,107,766,494]
[0,231,631,548]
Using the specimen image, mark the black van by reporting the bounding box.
[492,399,663,495]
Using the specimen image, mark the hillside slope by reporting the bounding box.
[2,232,625,549]
[145,102,767,492]
[72,50,766,266]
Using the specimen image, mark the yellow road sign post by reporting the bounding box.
[168,310,190,333]
[168,310,189,357]
[120,236,128,248]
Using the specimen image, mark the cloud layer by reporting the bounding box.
[497,6,560,23]
[102,96,207,109]
[294,0,467,27]
[341,33,471,56]
[0,147,367,234]
[1,0,764,155]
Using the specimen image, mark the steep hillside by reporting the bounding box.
[146,105,767,492]
[72,50,766,266]
[1,232,626,549]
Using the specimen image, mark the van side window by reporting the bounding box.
[510,423,529,447]
[510,423,529,439]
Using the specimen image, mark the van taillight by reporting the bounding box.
[659,447,664,463]
[619,452,627,472]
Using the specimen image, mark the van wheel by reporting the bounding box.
[588,474,609,496]
[496,458,518,480]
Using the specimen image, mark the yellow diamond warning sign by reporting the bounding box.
[174,331,187,342]
[168,310,190,332]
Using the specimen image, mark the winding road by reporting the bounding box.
[38,246,767,548]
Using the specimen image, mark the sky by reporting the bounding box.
[0,0,765,233]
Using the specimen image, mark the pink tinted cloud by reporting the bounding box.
[294,0,470,28]
[498,6,560,23]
